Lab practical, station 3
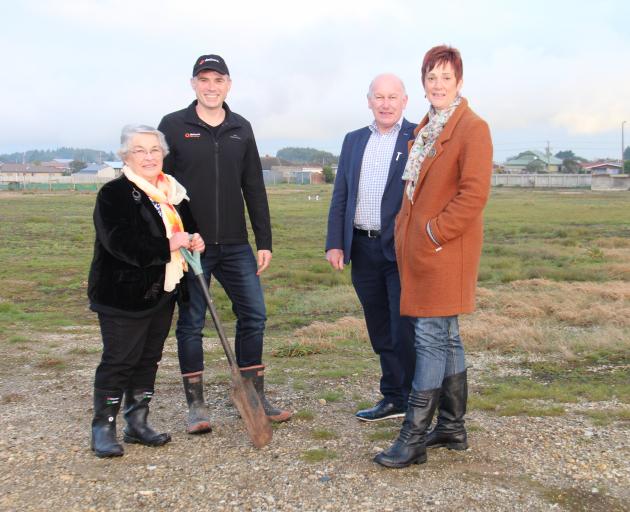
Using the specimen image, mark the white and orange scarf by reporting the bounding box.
[122,165,189,292]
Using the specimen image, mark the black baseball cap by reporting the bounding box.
[192,54,229,77]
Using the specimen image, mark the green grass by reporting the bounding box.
[1,187,629,343]
[7,335,32,344]
[581,409,630,427]
[1,187,629,411]
[470,356,630,417]
[367,428,398,441]
[319,390,344,402]
[293,409,315,421]
[311,429,338,440]
[300,448,338,462]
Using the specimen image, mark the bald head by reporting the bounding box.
[367,74,408,133]
[367,73,406,98]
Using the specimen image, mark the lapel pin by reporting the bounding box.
[396,151,402,161]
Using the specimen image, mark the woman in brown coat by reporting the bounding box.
[375,46,493,468]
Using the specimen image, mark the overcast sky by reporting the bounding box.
[2,0,629,162]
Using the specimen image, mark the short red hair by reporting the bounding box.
[421,45,463,83]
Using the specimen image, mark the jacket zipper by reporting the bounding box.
[214,140,220,244]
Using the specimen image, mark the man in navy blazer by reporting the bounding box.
[326,74,415,421]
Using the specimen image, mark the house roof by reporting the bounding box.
[104,161,124,169]
[0,163,64,174]
[505,150,563,166]
[581,161,622,170]
[76,163,108,174]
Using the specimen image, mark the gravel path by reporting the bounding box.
[0,329,628,512]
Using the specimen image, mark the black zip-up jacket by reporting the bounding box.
[158,101,271,250]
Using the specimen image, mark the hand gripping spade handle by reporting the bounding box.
[180,248,272,448]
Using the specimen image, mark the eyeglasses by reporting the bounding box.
[130,147,163,158]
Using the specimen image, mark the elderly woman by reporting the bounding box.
[88,124,205,457]
[375,46,493,468]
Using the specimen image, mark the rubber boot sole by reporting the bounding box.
[186,421,212,435]
[91,440,123,458]
[123,433,171,446]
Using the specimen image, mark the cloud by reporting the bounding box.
[2,0,629,159]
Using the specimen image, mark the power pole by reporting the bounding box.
[623,121,627,172]
[545,141,551,172]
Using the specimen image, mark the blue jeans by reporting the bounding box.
[176,244,267,374]
[411,316,466,392]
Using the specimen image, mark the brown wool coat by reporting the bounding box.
[395,98,493,317]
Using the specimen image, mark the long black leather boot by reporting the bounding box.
[182,372,212,434]
[122,390,171,446]
[240,365,292,422]
[426,370,468,450]
[91,388,124,458]
[373,388,440,468]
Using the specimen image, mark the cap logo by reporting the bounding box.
[200,58,220,64]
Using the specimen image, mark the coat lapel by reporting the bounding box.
[350,128,371,198]
[384,120,414,191]
[411,99,470,202]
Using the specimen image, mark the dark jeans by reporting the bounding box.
[350,235,415,407]
[94,297,175,392]
[176,243,267,374]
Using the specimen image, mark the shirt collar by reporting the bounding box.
[369,116,404,135]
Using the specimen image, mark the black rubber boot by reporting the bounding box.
[426,370,468,450]
[240,365,292,422]
[91,388,124,458]
[182,373,212,435]
[122,390,171,447]
[373,388,440,468]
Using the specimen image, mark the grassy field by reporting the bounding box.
[0,186,629,420]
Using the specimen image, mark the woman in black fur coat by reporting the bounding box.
[88,124,204,458]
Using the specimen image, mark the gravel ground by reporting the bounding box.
[0,329,628,512]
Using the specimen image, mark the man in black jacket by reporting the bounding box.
[158,55,291,434]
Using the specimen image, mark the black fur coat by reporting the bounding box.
[88,176,191,316]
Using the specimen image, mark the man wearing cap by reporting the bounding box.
[158,55,291,435]
[326,73,415,422]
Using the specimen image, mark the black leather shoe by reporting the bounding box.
[355,400,406,422]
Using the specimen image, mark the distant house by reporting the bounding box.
[0,163,65,180]
[41,160,71,171]
[504,150,563,173]
[289,167,325,185]
[580,161,623,175]
[104,161,124,175]
[74,163,117,179]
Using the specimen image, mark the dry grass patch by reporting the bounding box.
[464,280,630,357]
[272,317,368,358]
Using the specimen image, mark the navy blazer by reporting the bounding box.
[326,118,415,263]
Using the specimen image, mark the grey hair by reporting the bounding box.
[367,73,407,98]
[118,124,170,159]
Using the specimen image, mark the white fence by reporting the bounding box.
[492,173,592,188]
[0,174,113,191]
